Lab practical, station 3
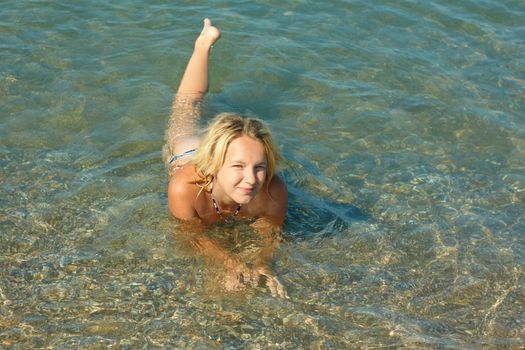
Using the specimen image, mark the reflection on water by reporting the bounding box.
[2,0,525,348]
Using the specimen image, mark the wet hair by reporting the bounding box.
[192,112,282,190]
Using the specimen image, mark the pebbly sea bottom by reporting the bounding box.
[1,0,525,348]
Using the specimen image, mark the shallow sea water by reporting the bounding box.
[1,0,525,349]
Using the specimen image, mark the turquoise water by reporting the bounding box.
[1,0,525,348]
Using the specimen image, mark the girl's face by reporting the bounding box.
[214,135,267,205]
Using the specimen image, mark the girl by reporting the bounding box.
[163,19,288,298]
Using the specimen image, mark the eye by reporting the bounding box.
[232,164,243,169]
[256,165,267,171]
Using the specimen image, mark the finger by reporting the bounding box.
[258,270,289,299]
[272,276,289,299]
[277,282,290,299]
[266,277,278,298]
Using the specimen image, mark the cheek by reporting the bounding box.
[257,170,267,183]
[219,168,243,184]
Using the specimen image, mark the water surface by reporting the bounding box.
[1,0,525,348]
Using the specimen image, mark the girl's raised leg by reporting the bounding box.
[177,18,221,95]
[163,19,221,175]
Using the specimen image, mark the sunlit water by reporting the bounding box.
[2,0,525,348]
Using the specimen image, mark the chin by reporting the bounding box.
[235,195,254,204]
[234,191,257,204]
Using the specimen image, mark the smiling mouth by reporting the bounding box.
[238,187,255,194]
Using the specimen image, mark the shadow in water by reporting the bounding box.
[285,182,369,242]
[280,154,370,241]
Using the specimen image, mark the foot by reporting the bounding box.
[195,18,221,51]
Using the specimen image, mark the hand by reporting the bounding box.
[223,267,245,292]
[253,265,289,299]
[222,262,289,299]
[223,262,254,292]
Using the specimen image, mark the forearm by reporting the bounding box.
[253,235,281,267]
[190,234,243,269]
[251,219,283,268]
[250,223,289,299]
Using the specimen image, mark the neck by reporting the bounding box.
[210,181,240,213]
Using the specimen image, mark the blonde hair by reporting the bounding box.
[192,113,282,190]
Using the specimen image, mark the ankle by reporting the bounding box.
[194,40,213,54]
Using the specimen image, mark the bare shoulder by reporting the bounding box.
[261,174,288,223]
[167,163,200,220]
[268,174,287,200]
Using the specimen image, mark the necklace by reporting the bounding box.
[210,182,242,219]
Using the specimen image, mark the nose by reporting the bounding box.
[243,167,257,185]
